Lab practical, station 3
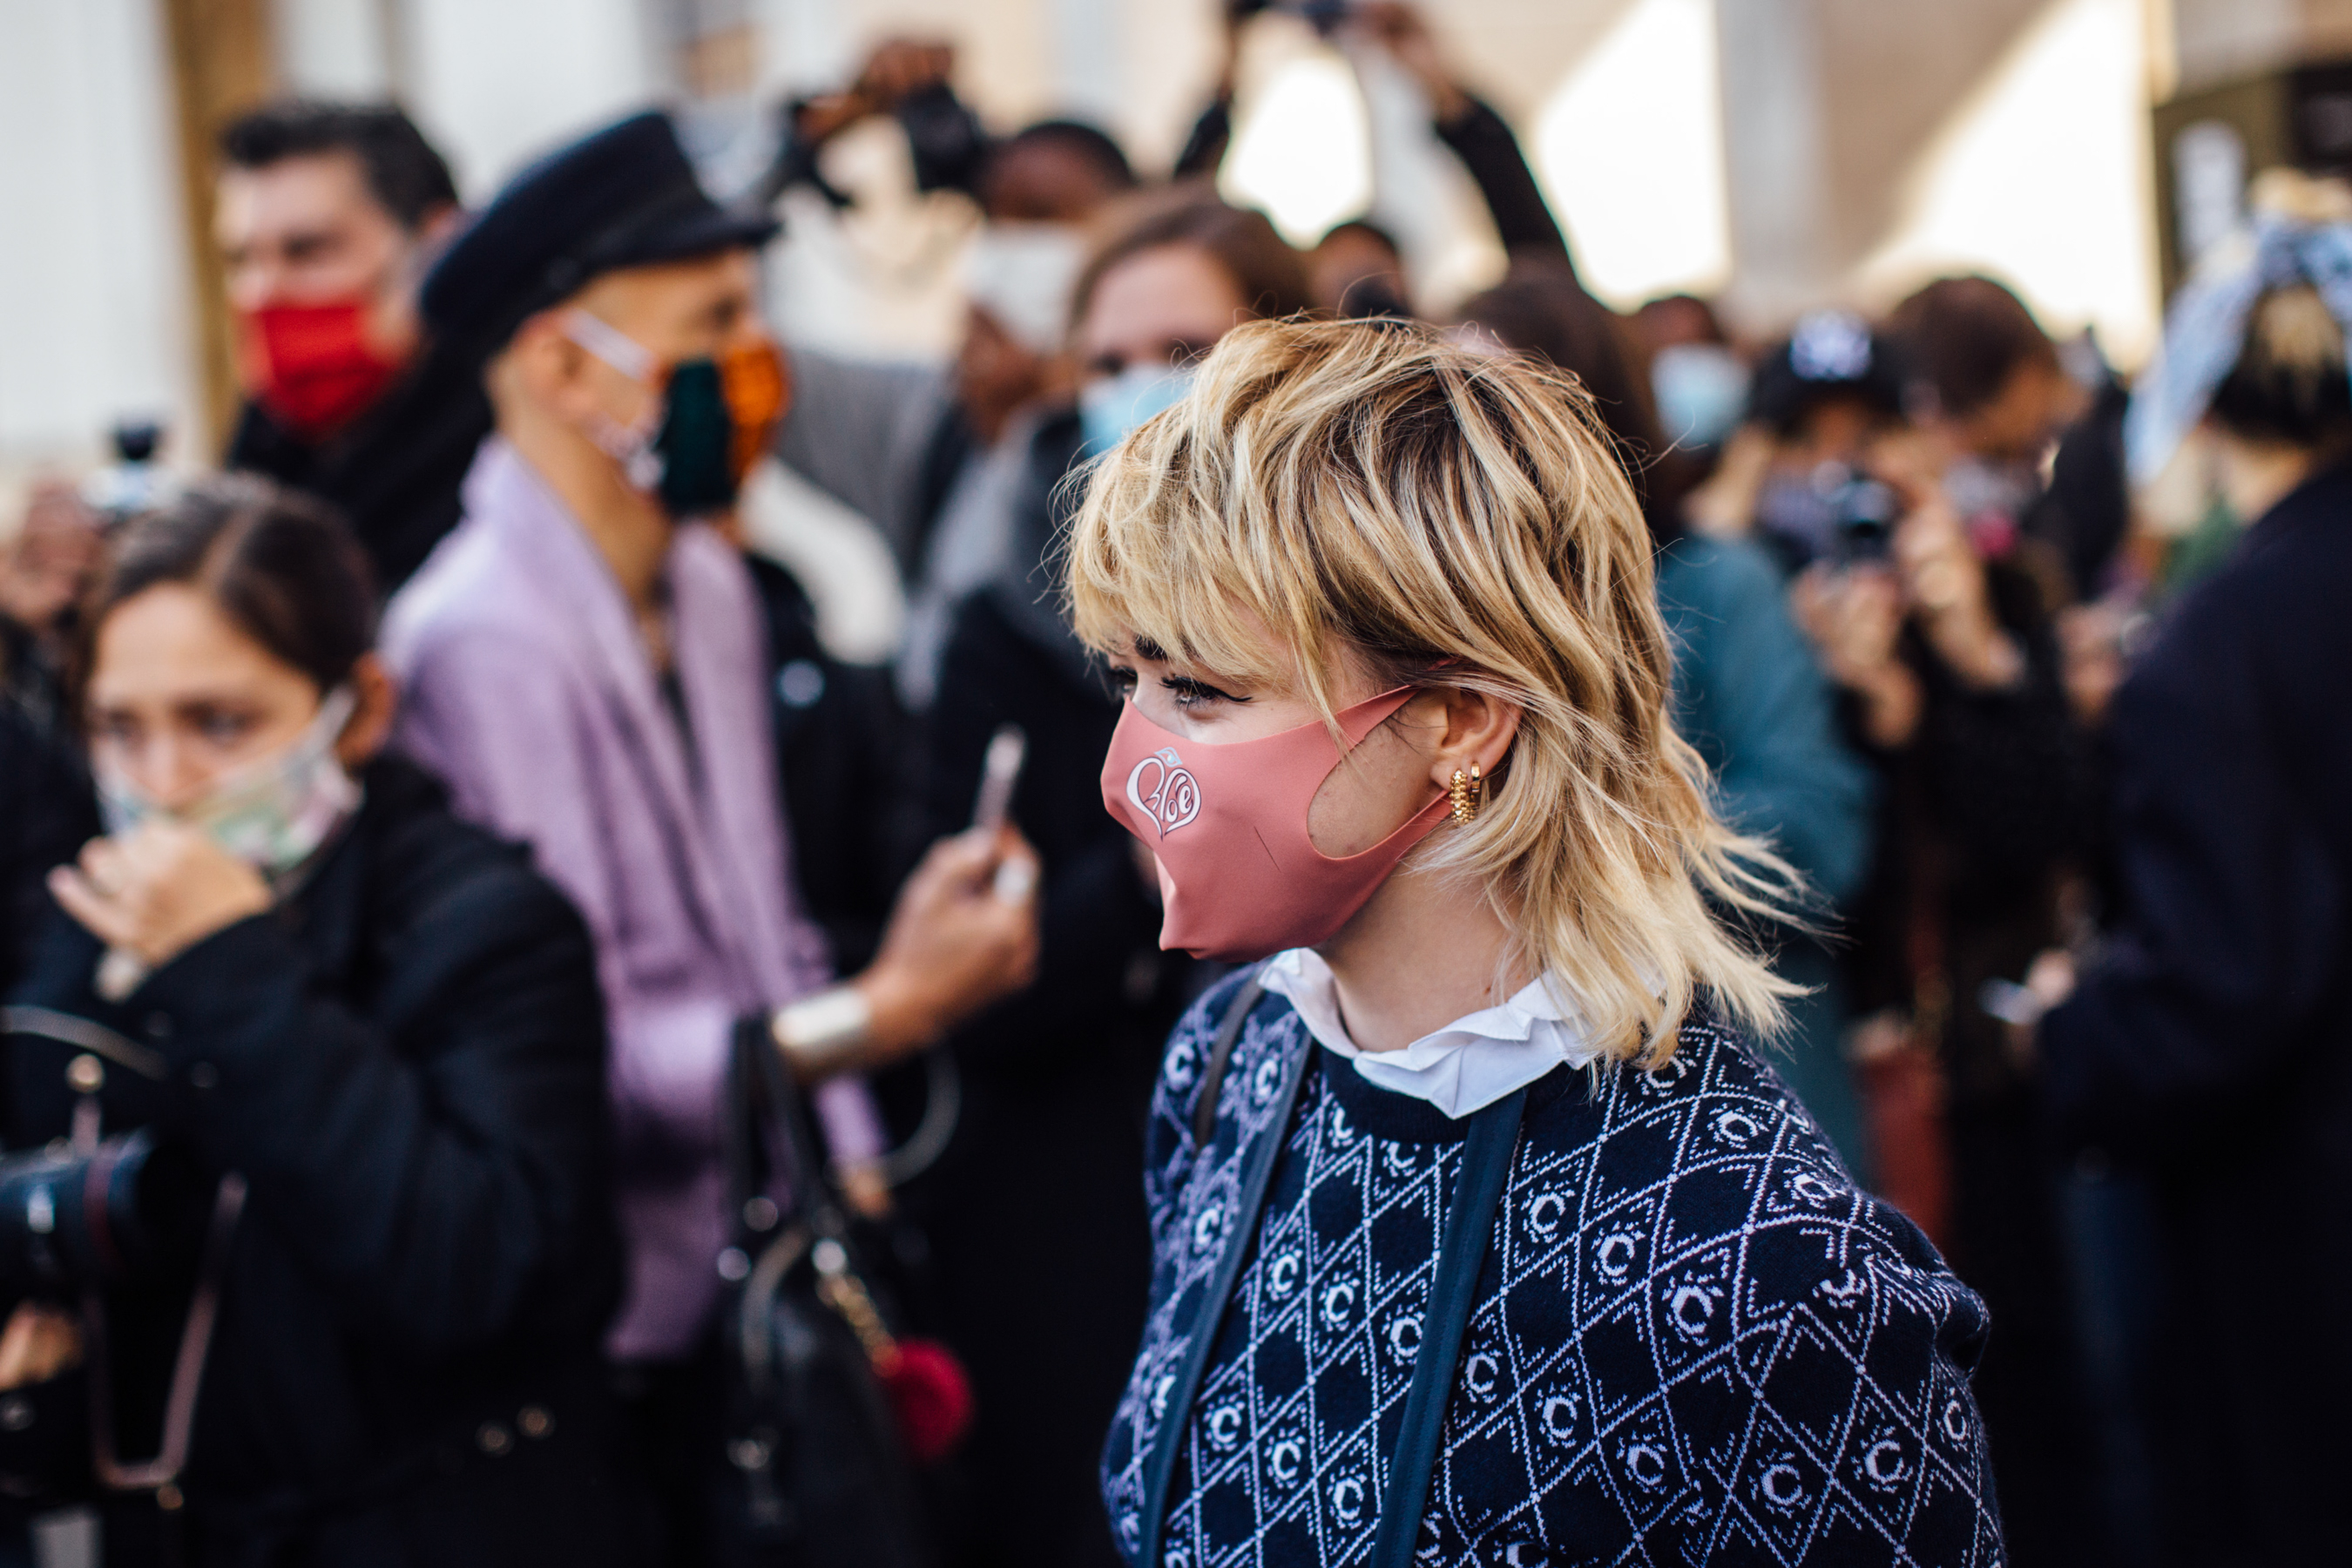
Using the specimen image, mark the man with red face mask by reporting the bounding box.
[219,102,490,593]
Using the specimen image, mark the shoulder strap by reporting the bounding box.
[1137,1003,1308,1568]
[1191,973,1267,1150]
[1369,1085,1530,1568]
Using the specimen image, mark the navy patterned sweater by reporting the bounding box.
[1102,976,2005,1566]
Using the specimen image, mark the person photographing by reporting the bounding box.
[1077,319,2005,1566]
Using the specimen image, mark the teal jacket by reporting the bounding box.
[1656,533,1876,1171]
[1656,534,1875,904]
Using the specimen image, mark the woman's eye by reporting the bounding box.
[195,710,259,747]
[1107,666,1139,696]
[1162,675,1242,711]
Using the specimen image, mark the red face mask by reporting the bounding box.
[235,300,406,441]
[1100,687,1450,963]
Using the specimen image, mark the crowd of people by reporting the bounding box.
[0,6,2345,1566]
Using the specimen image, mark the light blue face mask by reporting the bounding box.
[1650,343,1749,449]
[1079,362,1195,456]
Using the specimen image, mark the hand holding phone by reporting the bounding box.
[970,725,1034,902]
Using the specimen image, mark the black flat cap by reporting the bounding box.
[422,109,780,356]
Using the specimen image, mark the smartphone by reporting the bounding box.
[970,724,1028,835]
[1977,978,2045,1028]
[971,725,1033,902]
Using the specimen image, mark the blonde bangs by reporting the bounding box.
[1064,318,1803,1063]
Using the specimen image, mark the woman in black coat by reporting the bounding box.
[2041,247,2352,1566]
[0,477,639,1565]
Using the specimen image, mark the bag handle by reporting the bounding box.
[1137,977,1306,1568]
[1191,972,1266,1150]
[727,1017,836,1237]
[1368,1085,1528,1568]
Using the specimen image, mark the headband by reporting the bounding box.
[2125,217,2352,485]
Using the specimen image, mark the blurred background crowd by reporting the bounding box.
[2,1,2349,1566]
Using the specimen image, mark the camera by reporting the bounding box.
[1819,464,1900,565]
[1233,0,1355,34]
[0,1132,205,1302]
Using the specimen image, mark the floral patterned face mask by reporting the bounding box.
[98,686,364,885]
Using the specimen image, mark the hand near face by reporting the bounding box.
[1791,564,1922,749]
[855,825,1042,1062]
[1892,498,2023,691]
[50,821,273,970]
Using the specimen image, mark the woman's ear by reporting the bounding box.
[1426,684,1522,790]
[335,652,399,770]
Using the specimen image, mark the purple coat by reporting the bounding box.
[383,438,882,1360]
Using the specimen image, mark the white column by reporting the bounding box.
[0,0,197,474]
[272,0,396,97]
[1712,0,1833,328]
[1049,0,1122,128]
[393,0,666,197]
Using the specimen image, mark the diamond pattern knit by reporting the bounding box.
[1103,977,2005,1567]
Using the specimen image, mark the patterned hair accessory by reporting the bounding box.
[2124,217,2352,485]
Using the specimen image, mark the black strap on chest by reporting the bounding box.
[1137,978,1305,1568]
[1369,1083,1528,1568]
[1138,976,1531,1568]
[1190,975,1266,1150]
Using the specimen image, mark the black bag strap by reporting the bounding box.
[1136,991,1309,1568]
[727,1017,835,1236]
[1368,1085,1529,1568]
[1191,972,1267,1150]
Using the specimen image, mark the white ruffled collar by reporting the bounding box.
[1257,948,1606,1119]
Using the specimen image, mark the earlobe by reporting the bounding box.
[336,655,399,769]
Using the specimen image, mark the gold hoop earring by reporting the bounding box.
[1450,761,1483,825]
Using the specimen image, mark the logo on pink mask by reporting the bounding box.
[1125,747,1201,837]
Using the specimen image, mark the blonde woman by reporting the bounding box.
[1077,320,2004,1568]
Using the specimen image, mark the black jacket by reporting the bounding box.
[224,340,492,597]
[2,759,639,1566]
[743,554,913,978]
[909,414,1201,1568]
[0,705,94,999]
[2042,460,2352,1563]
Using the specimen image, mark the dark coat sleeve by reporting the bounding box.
[1909,572,2095,886]
[1172,97,1233,181]
[921,594,1166,1072]
[1433,96,1574,269]
[0,708,96,997]
[126,866,612,1360]
[2040,588,2344,1155]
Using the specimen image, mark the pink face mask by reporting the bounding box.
[1100,687,1450,963]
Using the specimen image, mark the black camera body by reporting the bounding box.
[0,1132,203,1303]
[1821,465,1900,565]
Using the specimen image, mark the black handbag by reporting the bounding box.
[713,1017,939,1568]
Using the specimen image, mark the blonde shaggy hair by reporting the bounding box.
[1064,317,1801,1064]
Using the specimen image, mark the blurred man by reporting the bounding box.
[382,111,1037,1565]
[0,481,105,729]
[1888,275,2124,598]
[218,102,490,592]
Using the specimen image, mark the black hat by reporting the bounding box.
[1746,308,1903,436]
[422,110,780,356]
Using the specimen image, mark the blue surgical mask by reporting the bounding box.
[1079,362,1195,456]
[1650,343,1749,449]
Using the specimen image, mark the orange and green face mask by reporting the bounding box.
[564,310,794,517]
[653,336,791,515]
